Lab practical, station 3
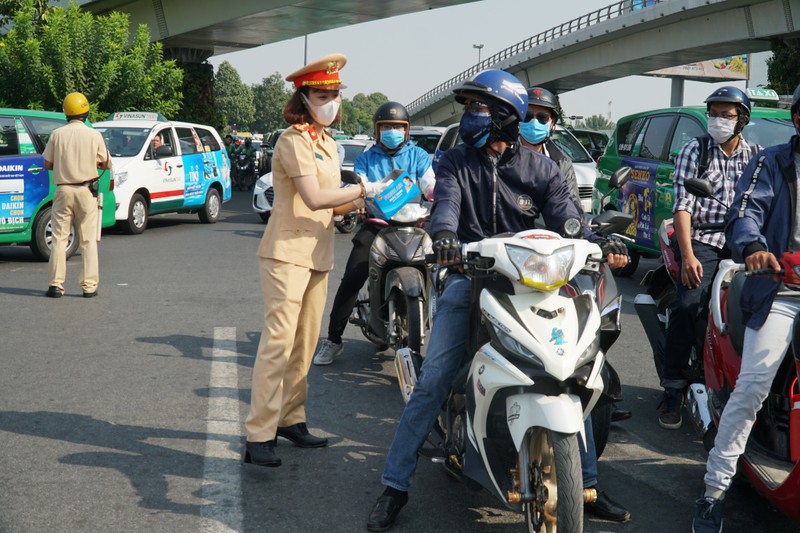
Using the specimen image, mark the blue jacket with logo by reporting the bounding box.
[725,135,799,329]
[354,141,434,197]
[431,144,592,243]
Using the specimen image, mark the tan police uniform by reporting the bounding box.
[245,53,346,443]
[44,120,110,294]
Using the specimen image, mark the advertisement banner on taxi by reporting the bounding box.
[645,55,748,82]
[0,156,48,232]
[617,158,661,247]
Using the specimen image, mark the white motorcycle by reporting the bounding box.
[404,209,630,532]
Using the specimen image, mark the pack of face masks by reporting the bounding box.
[366,169,420,220]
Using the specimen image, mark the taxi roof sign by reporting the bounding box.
[108,111,168,121]
[746,88,779,102]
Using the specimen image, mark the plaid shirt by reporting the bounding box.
[672,135,760,250]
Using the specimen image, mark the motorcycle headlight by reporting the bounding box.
[506,244,575,290]
[486,318,542,367]
[370,234,399,267]
[411,233,434,262]
[576,335,601,367]
[115,170,128,186]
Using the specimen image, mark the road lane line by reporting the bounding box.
[200,326,243,532]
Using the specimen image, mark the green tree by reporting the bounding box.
[580,114,615,131]
[340,92,388,136]
[767,38,800,96]
[174,61,224,130]
[0,0,47,26]
[0,1,183,121]
[214,61,254,131]
[252,72,292,133]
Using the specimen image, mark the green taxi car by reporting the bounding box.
[592,101,793,276]
[0,109,116,260]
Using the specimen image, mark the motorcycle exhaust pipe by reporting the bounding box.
[394,347,418,404]
[686,383,714,434]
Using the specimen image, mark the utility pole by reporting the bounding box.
[473,43,484,64]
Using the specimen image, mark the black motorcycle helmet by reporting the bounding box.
[526,86,560,122]
[244,137,252,147]
[705,86,751,135]
[373,101,410,143]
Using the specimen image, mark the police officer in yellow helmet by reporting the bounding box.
[43,92,112,298]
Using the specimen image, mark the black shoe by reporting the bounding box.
[276,423,328,448]
[45,286,64,298]
[585,490,631,522]
[243,440,281,467]
[611,407,632,422]
[367,490,408,532]
[83,290,98,298]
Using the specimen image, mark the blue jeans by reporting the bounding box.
[381,273,600,491]
[581,415,598,488]
[382,274,472,491]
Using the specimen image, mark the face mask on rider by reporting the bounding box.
[707,116,737,144]
[519,117,551,145]
[459,110,492,148]
[380,129,405,149]
[301,93,340,127]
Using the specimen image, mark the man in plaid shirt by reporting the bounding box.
[659,86,761,430]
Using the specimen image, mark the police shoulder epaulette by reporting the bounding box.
[292,123,318,141]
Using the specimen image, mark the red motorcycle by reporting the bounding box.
[702,252,800,521]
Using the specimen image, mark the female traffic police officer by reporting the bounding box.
[244,53,384,467]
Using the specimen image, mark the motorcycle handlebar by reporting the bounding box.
[696,222,725,231]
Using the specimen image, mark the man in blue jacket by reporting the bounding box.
[693,84,800,533]
[313,102,434,365]
[366,69,628,532]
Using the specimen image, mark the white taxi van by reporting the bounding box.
[92,112,231,234]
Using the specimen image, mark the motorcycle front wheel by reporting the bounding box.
[335,214,358,233]
[523,429,582,533]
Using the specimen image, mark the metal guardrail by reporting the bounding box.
[407,0,664,114]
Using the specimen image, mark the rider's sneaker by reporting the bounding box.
[692,495,724,533]
[313,339,343,366]
[657,387,683,429]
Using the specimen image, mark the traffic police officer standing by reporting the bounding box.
[44,92,112,298]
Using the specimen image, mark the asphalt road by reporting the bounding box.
[0,191,796,533]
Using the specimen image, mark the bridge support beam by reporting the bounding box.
[670,78,685,107]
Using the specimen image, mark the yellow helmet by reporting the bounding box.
[63,92,90,116]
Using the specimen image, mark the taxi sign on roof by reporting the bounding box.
[746,88,779,102]
[108,111,167,121]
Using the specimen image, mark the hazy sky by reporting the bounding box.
[208,0,770,125]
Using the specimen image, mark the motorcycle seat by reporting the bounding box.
[725,273,747,357]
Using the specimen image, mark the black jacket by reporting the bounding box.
[430,143,592,243]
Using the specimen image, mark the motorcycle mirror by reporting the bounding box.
[684,178,713,198]
[608,166,631,190]
[685,178,729,209]
[590,210,634,236]
[340,170,361,185]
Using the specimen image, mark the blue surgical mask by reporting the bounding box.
[459,111,492,148]
[520,118,551,145]
[380,129,405,149]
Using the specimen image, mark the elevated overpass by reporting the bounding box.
[77,0,480,62]
[408,0,800,126]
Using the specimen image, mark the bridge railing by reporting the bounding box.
[407,0,662,114]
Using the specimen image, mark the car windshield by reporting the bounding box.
[96,127,150,157]
[409,133,442,155]
[742,117,794,148]
[550,129,594,163]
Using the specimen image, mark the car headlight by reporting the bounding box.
[115,170,128,186]
[254,179,267,192]
[506,244,575,290]
[486,319,542,367]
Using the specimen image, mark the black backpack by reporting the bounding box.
[693,135,760,178]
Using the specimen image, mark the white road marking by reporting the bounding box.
[200,326,243,532]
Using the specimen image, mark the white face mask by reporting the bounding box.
[707,116,737,144]
[301,93,340,127]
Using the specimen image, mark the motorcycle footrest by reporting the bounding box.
[418,446,445,459]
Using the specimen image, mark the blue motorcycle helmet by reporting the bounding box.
[453,69,528,145]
